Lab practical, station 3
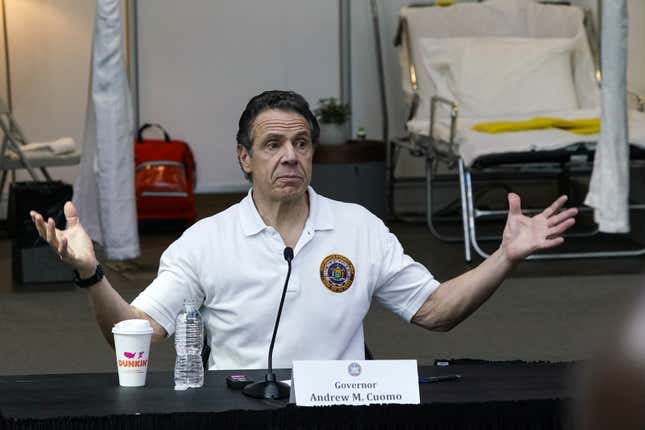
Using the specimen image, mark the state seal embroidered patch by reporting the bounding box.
[319,254,355,293]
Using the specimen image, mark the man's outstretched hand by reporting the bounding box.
[30,201,98,277]
[501,193,578,262]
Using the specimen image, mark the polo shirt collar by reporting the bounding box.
[239,186,334,237]
[307,186,334,232]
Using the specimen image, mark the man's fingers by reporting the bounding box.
[45,218,54,243]
[548,218,576,237]
[507,193,522,216]
[542,195,568,218]
[32,210,77,263]
[32,212,49,239]
[58,237,75,261]
[30,212,48,239]
[63,201,79,228]
[58,235,68,254]
[32,212,72,262]
[541,237,565,249]
[547,207,578,227]
[46,218,60,249]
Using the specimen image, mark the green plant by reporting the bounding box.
[315,97,351,124]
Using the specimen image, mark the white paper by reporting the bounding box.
[291,360,420,406]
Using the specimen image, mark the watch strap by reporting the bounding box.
[73,264,104,288]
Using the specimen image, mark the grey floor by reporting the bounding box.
[1,193,644,375]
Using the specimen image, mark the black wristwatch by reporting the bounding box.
[73,264,104,288]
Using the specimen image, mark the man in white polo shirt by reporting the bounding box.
[30,90,577,370]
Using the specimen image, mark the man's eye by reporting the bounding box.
[296,140,309,148]
[266,141,279,149]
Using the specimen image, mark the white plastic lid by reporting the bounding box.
[112,319,153,335]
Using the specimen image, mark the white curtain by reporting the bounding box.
[73,0,140,259]
[585,0,630,233]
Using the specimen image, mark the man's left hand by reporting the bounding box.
[501,193,578,262]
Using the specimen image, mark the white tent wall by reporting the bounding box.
[137,1,340,193]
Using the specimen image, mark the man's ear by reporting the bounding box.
[238,145,252,175]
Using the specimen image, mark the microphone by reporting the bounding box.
[242,246,294,399]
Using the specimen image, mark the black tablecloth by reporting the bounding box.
[0,363,576,429]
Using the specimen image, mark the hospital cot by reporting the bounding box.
[373,0,645,261]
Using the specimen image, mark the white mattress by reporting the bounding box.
[407,109,645,167]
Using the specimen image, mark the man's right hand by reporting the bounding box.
[31,201,167,346]
[30,201,98,278]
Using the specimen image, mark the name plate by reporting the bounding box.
[291,360,419,406]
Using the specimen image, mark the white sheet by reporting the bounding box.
[399,0,599,125]
[407,108,645,167]
[584,0,630,234]
[73,0,139,260]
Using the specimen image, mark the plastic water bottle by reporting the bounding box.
[174,299,204,390]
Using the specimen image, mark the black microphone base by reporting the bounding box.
[242,373,290,399]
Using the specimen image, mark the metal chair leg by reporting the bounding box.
[458,159,472,262]
[426,157,463,242]
[465,166,645,260]
[463,167,492,260]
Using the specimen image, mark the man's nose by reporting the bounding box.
[280,141,297,163]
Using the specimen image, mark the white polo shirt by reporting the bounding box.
[131,187,439,370]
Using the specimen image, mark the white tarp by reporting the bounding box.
[585,0,630,233]
[73,0,140,259]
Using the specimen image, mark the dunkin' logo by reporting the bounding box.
[118,351,147,368]
[124,351,145,359]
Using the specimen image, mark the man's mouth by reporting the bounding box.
[275,174,303,181]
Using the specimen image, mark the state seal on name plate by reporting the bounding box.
[319,254,355,293]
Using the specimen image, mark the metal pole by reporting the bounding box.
[339,0,352,139]
[1,0,14,197]
[597,0,602,82]
[127,0,140,131]
[369,0,391,218]
[2,0,12,113]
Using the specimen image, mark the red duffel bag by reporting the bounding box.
[134,124,197,222]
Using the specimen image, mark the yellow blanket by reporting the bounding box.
[472,117,600,135]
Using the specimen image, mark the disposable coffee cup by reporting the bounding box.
[112,319,153,387]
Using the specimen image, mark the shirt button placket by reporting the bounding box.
[271,229,284,254]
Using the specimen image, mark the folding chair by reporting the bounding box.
[0,97,81,206]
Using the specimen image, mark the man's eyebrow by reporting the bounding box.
[293,131,311,138]
[261,131,311,142]
[260,133,285,142]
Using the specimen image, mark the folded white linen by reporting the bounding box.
[21,137,78,154]
[406,109,645,167]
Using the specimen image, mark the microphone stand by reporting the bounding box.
[242,247,293,399]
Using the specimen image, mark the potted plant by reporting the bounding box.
[315,97,350,145]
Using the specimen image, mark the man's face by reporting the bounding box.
[239,109,314,203]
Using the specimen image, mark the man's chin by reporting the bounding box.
[275,182,308,201]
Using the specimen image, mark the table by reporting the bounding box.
[0,363,576,429]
